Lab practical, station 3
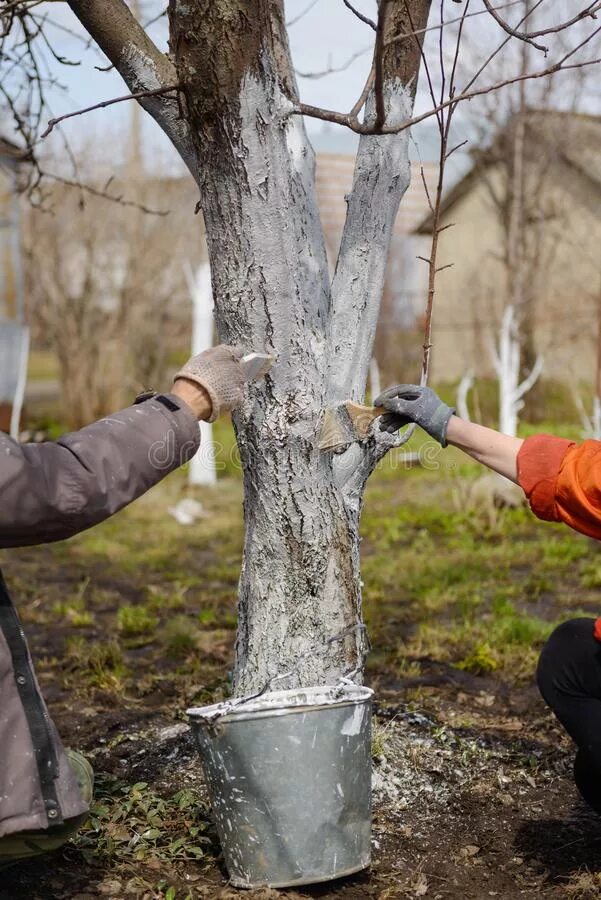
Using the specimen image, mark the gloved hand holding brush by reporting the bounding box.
[375,384,455,447]
[173,345,246,422]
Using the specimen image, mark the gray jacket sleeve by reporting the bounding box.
[0,394,200,548]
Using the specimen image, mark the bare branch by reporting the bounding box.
[373,0,390,131]
[385,0,525,46]
[41,83,181,137]
[40,172,169,215]
[296,52,601,135]
[482,0,601,53]
[341,0,376,31]
[296,46,369,80]
[349,65,375,117]
[142,4,168,29]
[286,0,320,28]
[459,0,546,98]
[65,0,197,178]
[328,0,432,406]
[445,138,468,159]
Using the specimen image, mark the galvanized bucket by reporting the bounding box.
[187,683,373,889]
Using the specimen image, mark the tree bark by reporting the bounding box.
[68,0,431,694]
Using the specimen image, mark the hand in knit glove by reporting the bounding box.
[173,345,246,423]
[375,384,455,447]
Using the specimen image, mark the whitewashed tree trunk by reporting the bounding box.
[572,386,601,440]
[490,305,543,437]
[67,0,432,695]
[185,261,217,487]
[456,371,474,423]
[369,358,382,402]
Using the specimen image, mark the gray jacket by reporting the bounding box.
[0,394,200,837]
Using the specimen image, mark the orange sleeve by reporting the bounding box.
[517,433,601,540]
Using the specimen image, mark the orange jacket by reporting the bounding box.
[518,434,601,642]
[517,434,601,540]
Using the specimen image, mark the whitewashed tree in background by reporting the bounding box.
[489,305,543,437]
[456,370,474,422]
[185,261,217,488]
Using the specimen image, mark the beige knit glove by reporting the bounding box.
[173,345,245,423]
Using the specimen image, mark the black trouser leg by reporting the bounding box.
[537,618,601,813]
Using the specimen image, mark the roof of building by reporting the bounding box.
[414,110,601,234]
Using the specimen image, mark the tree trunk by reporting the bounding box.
[168,2,359,693]
[64,0,430,693]
[164,0,430,693]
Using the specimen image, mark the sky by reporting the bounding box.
[4,0,600,177]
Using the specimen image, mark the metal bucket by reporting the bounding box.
[187,683,373,889]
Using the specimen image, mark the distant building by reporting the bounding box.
[414,111,601,386]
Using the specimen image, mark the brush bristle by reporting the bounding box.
[317,406,355,451]
[318,403,383,452]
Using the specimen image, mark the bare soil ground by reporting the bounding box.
[2,457,601,900]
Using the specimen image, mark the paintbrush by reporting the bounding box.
[318,401,385,452]
[240,352,275,380]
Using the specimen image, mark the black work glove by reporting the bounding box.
[375,384,455,447]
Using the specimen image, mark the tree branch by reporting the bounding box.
[41,83,181,137]
[482,0,601,53]
[341,0,377,31]
[514,353,544,400]
[373,0,390,131]
[286,0,320,28]
[296,51,601,135]
[66,0,197,179]
[295,46,369,80]
[327,0,432,405]
[385,0,525,47]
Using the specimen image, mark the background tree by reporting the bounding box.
[24,169,198,428]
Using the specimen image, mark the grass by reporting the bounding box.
[65,637,127,692]
[117,604,159,637]
[161,616,200,659]
[360,442,599,683]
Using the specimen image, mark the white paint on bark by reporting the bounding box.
[329,80,413,405]
[573,389,601,440]
[456,371,474,422]
[133,7,421,692]
[193,60,370,694]
[285,114,309,175]
[119,42,198,179]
